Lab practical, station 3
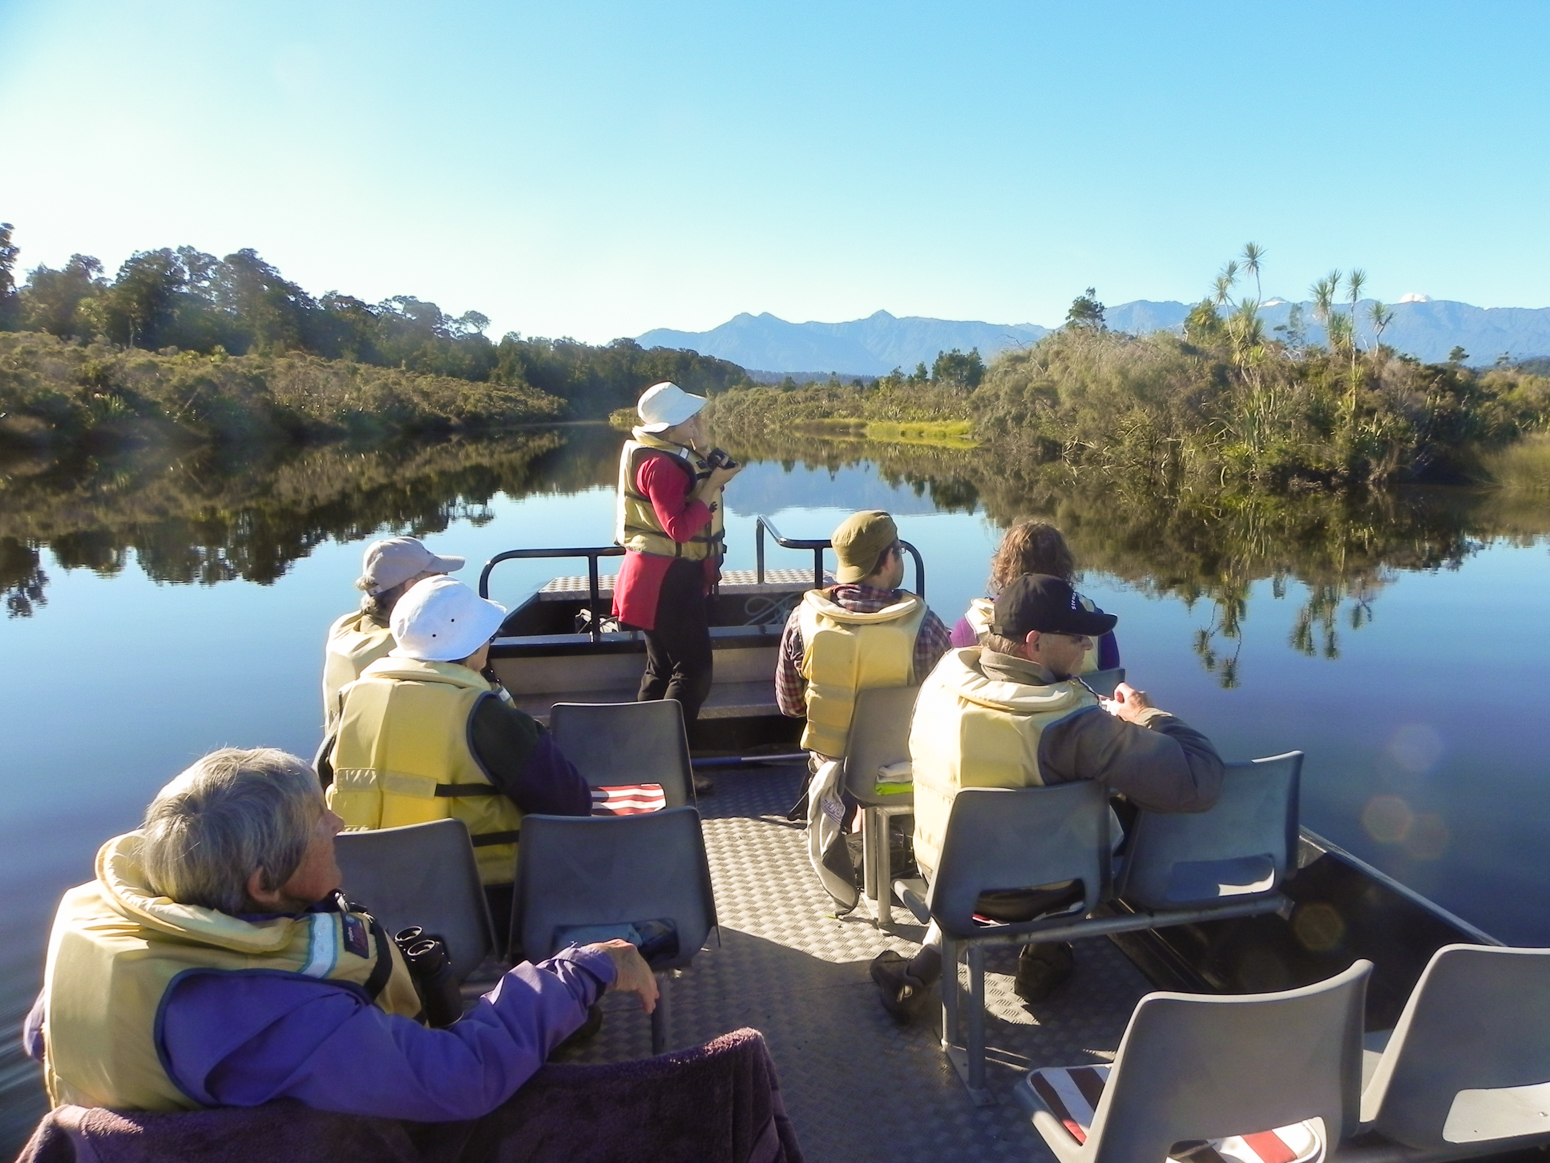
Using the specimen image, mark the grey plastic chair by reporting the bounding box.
[512,807,717,1053]
[1357,944,1550,1157]
[840,684,920,929]
[1074,666,1125,699]
[335,818,496,984]
[1020,959,1371,1163]
[899,782,1111,1102]
[1118,751,1302,910]
[549,699,694,808]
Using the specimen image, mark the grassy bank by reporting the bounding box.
[0,331,566,448]
[707,325,1550,491]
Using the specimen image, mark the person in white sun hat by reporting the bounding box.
[323,576,591,943]
[321,536,465,732]
[613,382,742,790]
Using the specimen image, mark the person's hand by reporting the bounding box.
[705,463,742,492]
[588,939,658,1013]
[1104,681,1155,723]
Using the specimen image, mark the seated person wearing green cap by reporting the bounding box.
[870,573,1224,1021]
[774,510,952,762]
[323,576,592,940]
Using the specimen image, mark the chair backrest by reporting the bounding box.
[549,700,693,808]
[1076,667,1125,699]
[512,807,717,970]
[926,782,1110,940]
[1084,959,1370,1162]
[1118,751,1302,910]
[841,684,920,805]
[1364,944,1550,1150]
[335,819,495,983]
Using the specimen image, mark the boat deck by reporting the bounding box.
[546,760,1151,1162]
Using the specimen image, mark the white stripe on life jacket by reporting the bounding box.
[591,784,667,816]
[298,914,338,979]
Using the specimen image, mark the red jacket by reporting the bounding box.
[612,451,718,631]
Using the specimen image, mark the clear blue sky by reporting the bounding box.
[2,1,1547,343]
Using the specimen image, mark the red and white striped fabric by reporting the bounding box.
[590,783,667,816]
[1027,1065,1324,1162]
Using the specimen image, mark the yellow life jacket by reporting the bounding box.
[327,656,524,885]
[613,429,726,561]
[322,609,395,731]
[964,597,1103,673]
[41,832,421,1113]
[909,647,1096,877]
[796,589,927,758]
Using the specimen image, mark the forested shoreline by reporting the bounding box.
[0,224,752,447]
[707,262,1550,493]
[4,225,1549,493]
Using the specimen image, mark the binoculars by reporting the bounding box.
[394,926,463,1028]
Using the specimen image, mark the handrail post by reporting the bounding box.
[756,518,766,585]
[587,553,602,643]
[812,547,823,589]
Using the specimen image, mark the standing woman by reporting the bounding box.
[950,521,1121,671]
[613,383,742,760]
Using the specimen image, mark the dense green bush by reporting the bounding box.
[0,332,566,448]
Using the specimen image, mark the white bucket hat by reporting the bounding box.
[389,576,508,662]
[356,536,465,596]
[637,381,707,434]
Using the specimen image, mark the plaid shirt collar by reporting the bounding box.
[827,583,906,613]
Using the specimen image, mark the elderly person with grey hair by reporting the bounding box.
[24,747,657,1118]
[322,536,465,731]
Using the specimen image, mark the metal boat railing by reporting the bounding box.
[755,515,925,599]
[479,546,624,642]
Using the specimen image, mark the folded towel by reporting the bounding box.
[18,1028,802,1163]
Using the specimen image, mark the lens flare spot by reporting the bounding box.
[1403,814,1450,861]
[1386,724,1444,775]
[1294,902,1346,953]
[1363,795,1414,844]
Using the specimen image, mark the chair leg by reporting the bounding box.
[966,944,988,1096]
[940,936,959,1049]
[650,971,670,1055]
[861,806,879,902]
[880,812,892,930]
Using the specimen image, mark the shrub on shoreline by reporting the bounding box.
[0,331,566,448]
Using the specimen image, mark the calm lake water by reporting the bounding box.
[2,424,1548,1145]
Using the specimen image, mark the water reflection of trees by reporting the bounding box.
[0,425,622,616]
[723,433,1550,686]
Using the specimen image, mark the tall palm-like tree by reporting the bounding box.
[1214,260,1240,309]
[1311,271,1341,326]
[1241,242,1265,302]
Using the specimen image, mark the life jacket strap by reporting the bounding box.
[470,830,521,847]
[433,784,503,797]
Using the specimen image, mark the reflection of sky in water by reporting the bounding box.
[2,448,1549,1140]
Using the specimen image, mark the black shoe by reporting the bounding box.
[1013,942,1074,1003]
[692,772,716,797]
[870,950,934,1024]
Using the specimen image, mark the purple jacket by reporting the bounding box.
[26,946,615,1121]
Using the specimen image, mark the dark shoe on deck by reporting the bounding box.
[693,772,716,796]
[1014,941,1074,1003]
[870,950,934,1024]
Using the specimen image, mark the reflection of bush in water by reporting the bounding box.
[1,538,49,618]
[0,429,620,605]
[722,433,1550,686]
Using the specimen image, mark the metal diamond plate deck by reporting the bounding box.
[550,762,1152,1162]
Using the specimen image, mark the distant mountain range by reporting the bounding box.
[637,299,1550,375]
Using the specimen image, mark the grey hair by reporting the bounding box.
[980,631,1027,657]
[357,579,408,620]
[139,747,322,915]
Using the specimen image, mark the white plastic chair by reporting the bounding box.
[512,807,717,1053]
[840,684,920,929]
[1020,959,1371,1163]
[549,699,695,808]
[335,818,496,984]
[1356,944,1550,1158]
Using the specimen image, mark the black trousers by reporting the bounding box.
[638,556,714,737]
